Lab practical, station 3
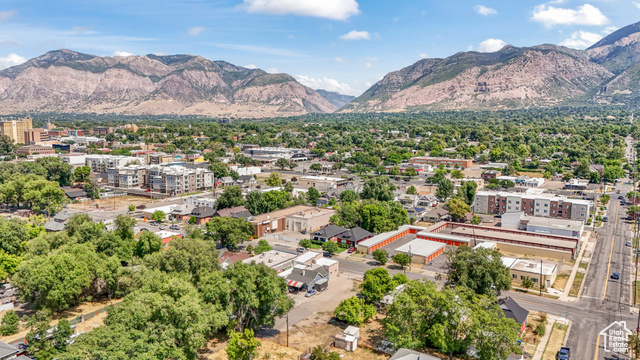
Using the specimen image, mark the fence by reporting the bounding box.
[10,300,123,346]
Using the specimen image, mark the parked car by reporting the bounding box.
[619,195,625,199]
[297,247,306,253]
[323,252,333,258]
[347,247,357,254]
[140,228,149,232]
[136,205,146,209]
[611,272,620,280]
[626,241,632,247]
[305,289,317,297]
[159,226,165,230]
[169,225,180,230]
[603,217,608,222]
[150,222,158,226]
[557,347,570,360]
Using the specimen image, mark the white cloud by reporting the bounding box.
[0,11,17,22]
[266,67,279,73]
[70,26,96,35]
[240,0,360,21]
[603,26,618,35]
[478,38,507,52]
[0,53,26,69]
[295,75,355,95]
[112,51,134,57]
[559,30,602,49]
[334,57,345,63]
[531,4,609,28]
[244,64,258,69]
[188,26,206,36]
[365,62,373,68]
[340,30,371,41]
[474,5,497,16]
[419,53,429,59]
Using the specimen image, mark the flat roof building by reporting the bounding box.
[250,205,335,237]
[394,239,446,264]
[410,156,472,169]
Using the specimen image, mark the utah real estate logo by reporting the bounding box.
[599,321,632,353]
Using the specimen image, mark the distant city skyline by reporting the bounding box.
[0,0,637,95]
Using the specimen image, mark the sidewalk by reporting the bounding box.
[531,315,571,360]
[558,231,593,301]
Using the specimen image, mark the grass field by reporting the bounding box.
[569,272,585,297]
[542,322,569,360]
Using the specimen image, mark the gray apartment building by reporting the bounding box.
[473,190,591,222]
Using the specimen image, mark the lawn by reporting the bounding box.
[579,262,588,269]
[542,322,568,360]
[569,272,585,297]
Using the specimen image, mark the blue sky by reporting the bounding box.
[0,0,638,96]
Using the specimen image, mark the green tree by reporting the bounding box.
[436,178,454,200]
[206,217,254,249]
[128,204,135,213]
[73,166,90,183]
[471,215,482,225]
[603,165,625,183]
[339,189,359,203]
[0,310,19,335]
[361,177,396,202]
[226,328,261,360]
[445,246,512,296]
[307,187,321,205]
[457,181,478,206]
[333,296,377,325]
[521,277,534,290]
[0,135,16,154]
[254,239,272,254]
[309,163,323,172]
[600,194,610,206]
[151,210,166,223]
[406,185,417,195]
[53,319,73,351]
[299,239,312,249]
[276,158,290,170]
[392,253,411,272]
[450,169,464,179]
[0,250,22,280]
[134,231,162,258]
[310,346,340,360]
[266,172,282,187]
[372,249,388,265]
[446,198,470,222]
[359,268,407,304]
[321,241,339,256]
[217,186,246,210]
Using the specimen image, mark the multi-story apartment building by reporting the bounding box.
[0,117,33,143]
[109,164,213,195]
[472,190,591,222]
[86,155,146,173]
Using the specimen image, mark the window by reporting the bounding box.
[508,206,511,210]
[544,210,548,213]
[512,274,517,279]
[532,278,538,283]
[544,203,548,207]
[516,201,520,204]
[520,276,526,280]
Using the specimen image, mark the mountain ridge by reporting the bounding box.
[0,49,337,117]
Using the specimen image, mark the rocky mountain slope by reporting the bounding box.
[0,50,337,117]
[344,21,640,112]
[315,90,356,109]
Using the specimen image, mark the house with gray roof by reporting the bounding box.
[286,264,328,291]
[336,226,374,247]
[311,225,348,242]
[0,341,19,360]
[44,210,74,232]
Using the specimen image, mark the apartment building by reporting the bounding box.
[409,156,473,168]
[472,190,591,221]
[110,164,214,194]
[86,155,146,173]
[0,117,33,143]
[24,128,49,143]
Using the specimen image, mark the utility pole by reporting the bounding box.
[286,314,289,347]
[539,259,543,296]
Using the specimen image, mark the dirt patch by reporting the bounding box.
[552,272,571,290]
[569,271,585,297]
[66,195,150,211]
[521,312,547,357]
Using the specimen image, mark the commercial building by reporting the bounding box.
[472,190,591,222]
[409,156,473,169]
[0,117,32,143]
[501,212,585,238]
[502,255,559,289]
[297,176,349,192]
[250,205,335,237]
[93,126,114,136]
[244,146,306,159]
[24,128,49,143]
[16,145,55,155]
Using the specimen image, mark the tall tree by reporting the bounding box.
[205,217,254,249]
[361,177,396,202]
[216,186,245,210]
[445,246,511,296]
[436,178,454,200]
[226,329,261,360]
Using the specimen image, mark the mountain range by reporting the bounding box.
[2,20,640,117]
[343,21,640,112]
[0,49,337,117]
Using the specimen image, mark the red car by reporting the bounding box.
[347,247,357,253]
